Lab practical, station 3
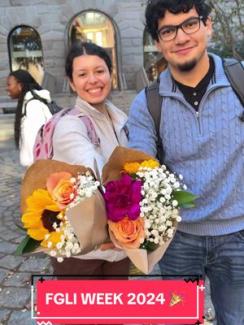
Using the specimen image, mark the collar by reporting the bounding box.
[74,97,127,128]
[174,55,215,93]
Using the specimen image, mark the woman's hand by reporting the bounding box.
[99,242,116,250]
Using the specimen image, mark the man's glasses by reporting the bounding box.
[157,16,204,41]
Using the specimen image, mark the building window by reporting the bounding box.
[68,10,118,89]
[8,25,44,85]
[143,30,167,81]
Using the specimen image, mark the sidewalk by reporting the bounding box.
[0,145,52,324]
[0,140,215,325]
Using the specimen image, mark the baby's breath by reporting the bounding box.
[136,165,183,246]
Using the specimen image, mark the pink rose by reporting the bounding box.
[46,172,77,209]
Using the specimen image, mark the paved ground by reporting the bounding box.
[0,144,52,324]
[0,139,216,325]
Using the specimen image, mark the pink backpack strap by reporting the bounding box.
[34,108,72,160]
[79,116,100,146]
[68,107,100,146]
[33,107,100,161]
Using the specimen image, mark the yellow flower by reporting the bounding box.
[123,162,141,174]
[41,231,64,248]
[140,159,159,169]
[21,189,62,245]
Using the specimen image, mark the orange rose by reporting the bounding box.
[46,172,77,209]
[108,216,145,249]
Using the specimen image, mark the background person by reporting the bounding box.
[6,69,52,167]
[127,0,244,324]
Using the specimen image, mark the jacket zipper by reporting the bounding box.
[195,110,201,133]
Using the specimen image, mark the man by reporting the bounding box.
[127,0,244,324]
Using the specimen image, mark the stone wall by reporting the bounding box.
[0,0,147,95]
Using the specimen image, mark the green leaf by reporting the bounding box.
[15,235,40,256]
[140,240,157,252]
[15,222,26,233]
[172,190,198,208]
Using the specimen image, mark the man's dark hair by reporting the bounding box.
[145,0,212,41]
[65,41,112,80]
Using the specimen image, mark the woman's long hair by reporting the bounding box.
[9,70,42,148]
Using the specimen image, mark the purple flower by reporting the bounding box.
[104,174,142,222]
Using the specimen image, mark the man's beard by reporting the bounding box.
[177,59,197,72]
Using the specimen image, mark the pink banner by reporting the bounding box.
[33,279,205,324]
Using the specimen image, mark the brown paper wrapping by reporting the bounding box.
[20,159,108,255]
[21,159,92,213]
[109,230,174,274]
[102,146,154,184]
[103,146,177,274]
[66,190,108,254]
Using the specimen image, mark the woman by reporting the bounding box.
[6,70,52,167]
[51,41,130,277]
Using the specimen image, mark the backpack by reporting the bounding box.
[25,90,63,115]
[145,58,244,164]
[33,107,100,160]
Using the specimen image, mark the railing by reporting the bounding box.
[135,67,149,92]
[41,71,57,94]
[118,72,128,91]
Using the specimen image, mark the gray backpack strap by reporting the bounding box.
[145,79,164,163]
[223,59,244,121]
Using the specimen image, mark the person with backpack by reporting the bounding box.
[6,69,52,167]
[127,0,244,323]
[38,41,130,277]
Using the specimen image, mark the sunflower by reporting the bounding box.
[21,189,63,246]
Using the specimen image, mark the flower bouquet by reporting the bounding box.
[16,160,108,262]
[102,147,197,274]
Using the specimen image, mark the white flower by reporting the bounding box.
[136,163,186,246]
[56,242,63,250]
[167,228,174,238]
[176,216,182,222]
[154,237,159,244]
[52,222,58,229]
[50,250,57,257]
[47,241,53,249]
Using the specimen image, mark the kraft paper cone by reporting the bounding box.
[125,238,173,274]
[109,229,174,274]
[102,146,154,184]
[21,159,92,212]
[66,190,109,254]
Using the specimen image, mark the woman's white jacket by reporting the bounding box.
[20,90,52,167]
[52,96,128,262]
